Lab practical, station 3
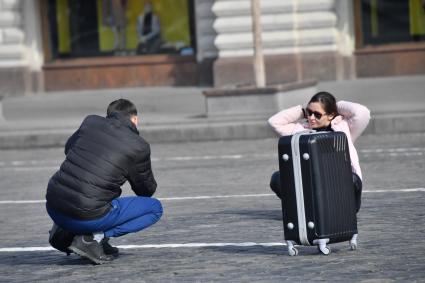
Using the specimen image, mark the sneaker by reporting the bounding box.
[101,237,119,257]
[68,235,114,265]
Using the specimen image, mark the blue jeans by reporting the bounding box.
[46,196,163,238]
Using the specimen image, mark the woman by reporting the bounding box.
[268,91,370,212]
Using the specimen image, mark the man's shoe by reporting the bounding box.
[68,235,114,265]
[101,237,119,257]
[48,223,75,255]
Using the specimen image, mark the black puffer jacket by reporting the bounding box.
[46,113,157,220]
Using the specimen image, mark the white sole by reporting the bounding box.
[68,245,110,265]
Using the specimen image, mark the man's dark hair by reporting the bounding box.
[107,99,138,118]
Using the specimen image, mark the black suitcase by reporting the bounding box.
[278,131,358,256]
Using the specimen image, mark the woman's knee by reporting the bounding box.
[352,173,362,212]
[352,173,362,193]
[270,171,282,198]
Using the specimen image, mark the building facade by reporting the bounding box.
[0,0,424,95]
[206,0,425,87]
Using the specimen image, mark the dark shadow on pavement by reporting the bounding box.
[202,244,352,257]
[0,251,131,266]
[203,245,287,256]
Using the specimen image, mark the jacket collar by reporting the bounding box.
[315,123,333,132]
[106,112,139,135]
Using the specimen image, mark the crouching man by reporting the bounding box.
[46,99,163,264]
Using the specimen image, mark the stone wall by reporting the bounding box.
[0,0,43,96]
[198,0,356,87]
[0,0,27,96]
[212,0,338,57]
[194,0,217,85]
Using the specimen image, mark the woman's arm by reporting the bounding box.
[267,105,306,136]
[337,101,371,142]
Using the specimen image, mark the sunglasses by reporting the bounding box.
[305,108,326,120]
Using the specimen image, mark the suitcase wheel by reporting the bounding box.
[288,246,299,256]
[349,233,358,251]
[318,245,331,255]
[286,240,299,256]
[314,239,331,255]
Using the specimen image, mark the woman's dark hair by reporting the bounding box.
[308,91,338,116]
[107,99,137,118]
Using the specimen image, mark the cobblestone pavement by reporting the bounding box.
[0,133,424,282]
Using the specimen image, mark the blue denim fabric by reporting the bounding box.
[47,196,163,238]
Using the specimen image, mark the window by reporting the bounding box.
[46,0,195,59]
[359,0,425,46]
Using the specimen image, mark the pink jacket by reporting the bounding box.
[268,101,371,179]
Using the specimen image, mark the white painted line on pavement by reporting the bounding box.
[158,188,425,200]
[0,247,55,252]
[119,242,286,249]
[0,160,61,167]
[1,166,58,171]
[0,188,424,205]
[0,153,274,170]
[354,147,424,158]
[0,200,47,204]
[0,194,275,204]
[152,154,247,161]
[159,193,275,201]
[1,147,424,170]
[362,152,424,157]
[364,188,425,193]
[360,147,425,153]
[0,242,286,253]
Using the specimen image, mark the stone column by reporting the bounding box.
[0,0,44,96]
